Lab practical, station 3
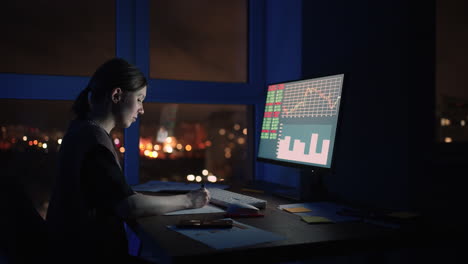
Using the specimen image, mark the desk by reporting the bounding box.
[133,191,415,264]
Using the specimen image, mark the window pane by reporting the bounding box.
[139,103,251,185]
[0,99,124,219]
[0,0,115,76]
[436,0,468,143]
[149,0,248,82]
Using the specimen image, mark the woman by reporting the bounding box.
[46,58,210,262]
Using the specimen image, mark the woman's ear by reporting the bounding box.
[111,87,123,103]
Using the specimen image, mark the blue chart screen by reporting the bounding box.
[258,74,344,168]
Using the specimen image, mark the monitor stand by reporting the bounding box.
[299,167,329,202]
[247,167,329,202]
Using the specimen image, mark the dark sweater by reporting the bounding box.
[46,119,135,262]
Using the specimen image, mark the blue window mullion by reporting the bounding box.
[117,0,141,185]
[0,73,88,100]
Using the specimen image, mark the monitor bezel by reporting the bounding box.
[256,73,347,171]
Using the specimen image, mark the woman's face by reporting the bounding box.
[116,86,146,128]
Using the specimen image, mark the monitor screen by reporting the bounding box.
[257,74,344,168]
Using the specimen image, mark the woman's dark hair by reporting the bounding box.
[72,57,147,119]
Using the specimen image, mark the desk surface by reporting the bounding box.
[134,190,413,264]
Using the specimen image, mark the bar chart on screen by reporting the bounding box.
[276,124,332,166]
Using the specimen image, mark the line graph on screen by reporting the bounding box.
[282,75,343,118]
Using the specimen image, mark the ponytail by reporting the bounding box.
[72,86,91,119]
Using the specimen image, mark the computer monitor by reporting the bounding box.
[257,74,345,170]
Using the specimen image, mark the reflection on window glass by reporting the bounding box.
[139,103,250,185]
[0,99,124,219]
[0,0,115,76]
[436,0,468,143]
[150,0,247,82]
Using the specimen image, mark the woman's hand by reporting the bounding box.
[186,188,211,208]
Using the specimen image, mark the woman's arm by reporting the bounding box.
[81,144,210,219]
[116,188,210,219]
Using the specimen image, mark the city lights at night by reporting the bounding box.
[0,100,249,225]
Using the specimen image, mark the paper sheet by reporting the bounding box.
[164,204,225,215]
[283,207,312,213]
[301,216,332,224]
[167,219,285,249]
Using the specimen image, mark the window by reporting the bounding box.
[0,99,124,219]
[1,0,257,201]
[138,103,251,185]
[0,0,115,76]
[149,0,248,82]
[436,0,468,143]
[0,99,71,218]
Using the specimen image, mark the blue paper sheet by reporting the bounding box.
[279,202,360,222]
[167,219,285,249]
[164,204,225,215]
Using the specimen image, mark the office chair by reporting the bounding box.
[1,174,50,263]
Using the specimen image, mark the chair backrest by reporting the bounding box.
[1,174,50,263]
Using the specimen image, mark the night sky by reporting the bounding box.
[436,0,468,101]
[0,0,115,76]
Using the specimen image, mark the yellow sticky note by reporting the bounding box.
[387,211,419,219]
[301,216,332,224]
[283,207,312,213]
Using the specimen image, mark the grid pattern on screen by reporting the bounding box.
[282,75,343,118]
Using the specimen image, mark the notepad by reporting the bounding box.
[301,216,333,224]
[283,207,312,213]
[168,219,285,249]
